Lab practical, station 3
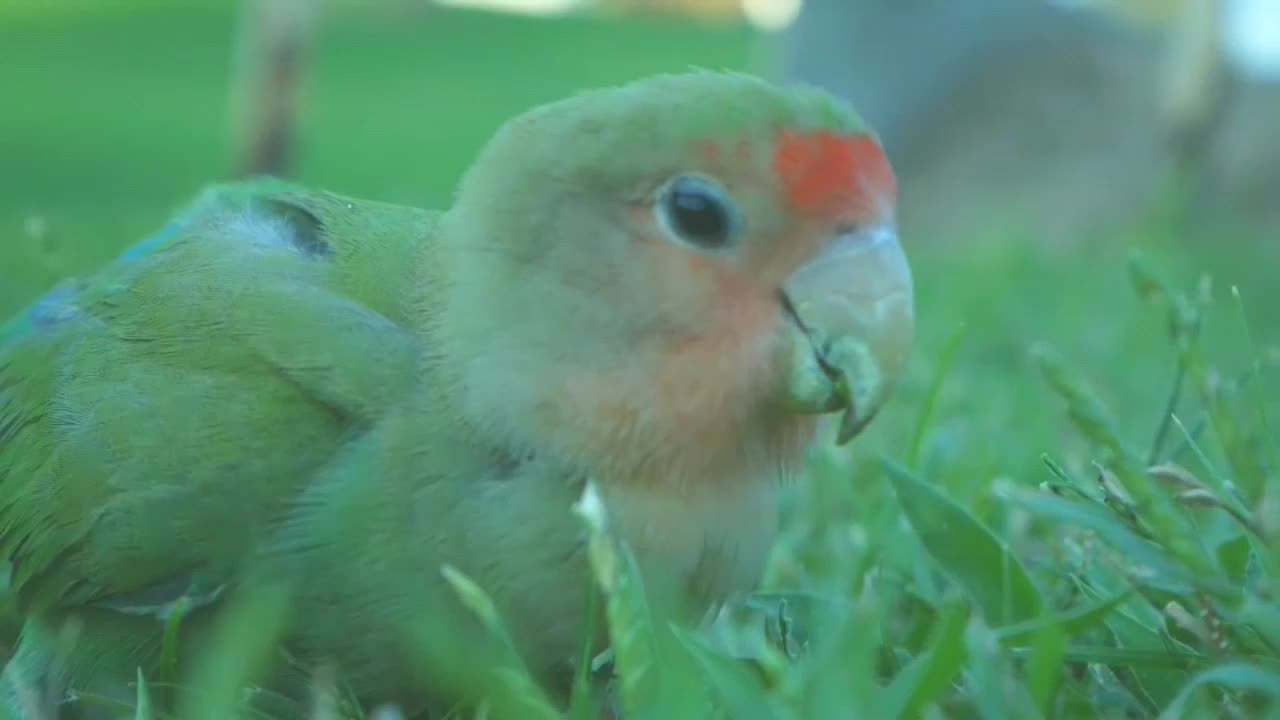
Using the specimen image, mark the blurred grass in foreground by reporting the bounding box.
[2,3,1279,719]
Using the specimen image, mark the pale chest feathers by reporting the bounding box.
[448,452,783,681]
[599,471,781,611]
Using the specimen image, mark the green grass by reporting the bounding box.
[2,3,1279,719]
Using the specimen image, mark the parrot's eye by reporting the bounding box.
[657,175,739,251]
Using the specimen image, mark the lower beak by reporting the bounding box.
[778,224,914,444]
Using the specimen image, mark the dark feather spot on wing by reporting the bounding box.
[262,198,333,258]
[490,448,537,480]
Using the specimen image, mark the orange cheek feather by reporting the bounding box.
[660,250,777,390]
[558,240,810,485]
[646,250,813,471]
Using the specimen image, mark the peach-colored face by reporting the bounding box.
[568,128,911,479]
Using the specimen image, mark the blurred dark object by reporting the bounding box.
[782,0,1280,243]
[230,0,311,179]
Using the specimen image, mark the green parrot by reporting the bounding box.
[0,71,914,718]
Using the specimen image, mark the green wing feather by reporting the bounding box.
[0,178,437,616]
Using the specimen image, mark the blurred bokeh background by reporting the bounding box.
[3,1,1280,712]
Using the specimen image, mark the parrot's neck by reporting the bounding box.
[434,284,818,496]
[550,335,820,494]
[458,358,816,611]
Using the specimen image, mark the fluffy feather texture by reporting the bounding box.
[0,71,903,717]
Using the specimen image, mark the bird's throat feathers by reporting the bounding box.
[593,342,812,480]
[473,318,817,496]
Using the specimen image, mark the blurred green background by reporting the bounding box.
[1,1,761,311]
[2,0,1279,717]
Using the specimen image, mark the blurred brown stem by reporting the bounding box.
[230,0,312,179]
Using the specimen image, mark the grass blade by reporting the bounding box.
[883,459,1042,625]
[881,597,968,719]
[908,322,966,470]
[1158,663,1280,719]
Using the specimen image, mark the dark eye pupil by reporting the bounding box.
[665,179,731,248]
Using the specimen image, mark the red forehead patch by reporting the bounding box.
[772,130,895,216]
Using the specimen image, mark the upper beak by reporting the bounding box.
[778,224,914,444]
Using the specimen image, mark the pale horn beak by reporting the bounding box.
[778,223,914,444]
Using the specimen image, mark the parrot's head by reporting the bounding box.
[439,71,913,490]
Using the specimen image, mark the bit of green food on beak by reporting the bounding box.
[779,224,914,444]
